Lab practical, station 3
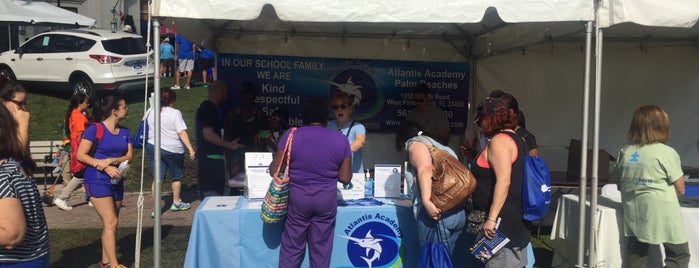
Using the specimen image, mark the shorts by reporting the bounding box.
[145,142,184,181]
[177,59,194,72]
[84,180,124,201]
[161,58,174,69]
[197,58,215,69]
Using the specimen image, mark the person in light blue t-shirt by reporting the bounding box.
[327,91,365,173]
[159,37,175,77]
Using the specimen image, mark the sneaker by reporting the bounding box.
[184,85,191,90]
[51,166,62,175]
[53,198,73,211]
[88,201,93,207]
[170,202,191,211]
[203,83,208,88]
[171,84,181,90]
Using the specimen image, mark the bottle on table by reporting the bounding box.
[364,168,374,198]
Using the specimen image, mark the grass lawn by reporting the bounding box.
[26,78,556,267]
[26,77,205,193]
[49,226,191,268]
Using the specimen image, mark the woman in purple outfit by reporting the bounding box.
[271,96,352,268]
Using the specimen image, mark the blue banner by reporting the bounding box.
[218,54,469,133]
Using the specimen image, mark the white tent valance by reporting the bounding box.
[0,0,96,26]
[155,0,594,23]
[599,0,699,28]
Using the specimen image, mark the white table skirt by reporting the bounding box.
[550,194,699,268]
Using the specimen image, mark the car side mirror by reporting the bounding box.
[15,47,24,54]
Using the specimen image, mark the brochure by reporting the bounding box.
[373,164,402,198]
[469,218,510,263]
[337,173,366,200]
[244,152,274,199]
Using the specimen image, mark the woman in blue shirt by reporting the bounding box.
[327,91,366,173]
[77,94,132,268]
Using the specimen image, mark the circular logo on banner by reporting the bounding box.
[328,69,385,121]
[340,217,401,267]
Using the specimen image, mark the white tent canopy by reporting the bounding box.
[152,0,699,169]
[0,0,95,26]
[149,1,698,267]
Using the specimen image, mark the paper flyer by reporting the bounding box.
[244,152,274,199]
[373,164,402,198]
[201,196,240,211]
[337,173,366,200]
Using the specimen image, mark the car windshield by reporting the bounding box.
[102,37,147,55]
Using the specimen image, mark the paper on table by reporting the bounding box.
[201,196,239,211]
[244,200,264,209]
[337,173,366,200]
[244,152,274,199]
[374,164,402,198]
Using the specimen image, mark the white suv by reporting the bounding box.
[0,28,154,98]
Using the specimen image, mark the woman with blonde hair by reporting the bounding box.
[327,91,366,172]
[612,105,689,268]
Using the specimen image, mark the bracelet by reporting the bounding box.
[486,218,497,222]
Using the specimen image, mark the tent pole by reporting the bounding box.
[576,20,593,268]
[152,19,162,268]
[588,18,604,268]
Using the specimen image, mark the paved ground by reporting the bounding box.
[42,184,201,229]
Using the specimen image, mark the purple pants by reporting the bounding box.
[279,186,337,268]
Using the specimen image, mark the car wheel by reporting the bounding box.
[70,76,94,99]
[0,66,16,82]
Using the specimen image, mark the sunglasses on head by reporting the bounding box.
[332,104,348,110]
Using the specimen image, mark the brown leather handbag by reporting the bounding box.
[417,136,477,212]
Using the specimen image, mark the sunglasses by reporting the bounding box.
[332,104,349,110]
[8,99,27,109]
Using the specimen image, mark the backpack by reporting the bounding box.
[415,136,477,212]
[132,108,152,149]
[522,154,551,221]
[69,122,104,178]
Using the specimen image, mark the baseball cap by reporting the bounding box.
[480,97,507,116]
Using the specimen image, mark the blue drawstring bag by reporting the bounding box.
[418,220,454,268]
[132,119,147,149]
[522,155,551,221]
[132,109,152,149]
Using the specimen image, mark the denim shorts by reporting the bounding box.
[145,143,184,181]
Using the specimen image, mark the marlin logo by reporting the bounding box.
[329,77,363,106]
[341,230,383,268]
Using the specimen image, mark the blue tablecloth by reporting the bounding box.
[184,196,420,268]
